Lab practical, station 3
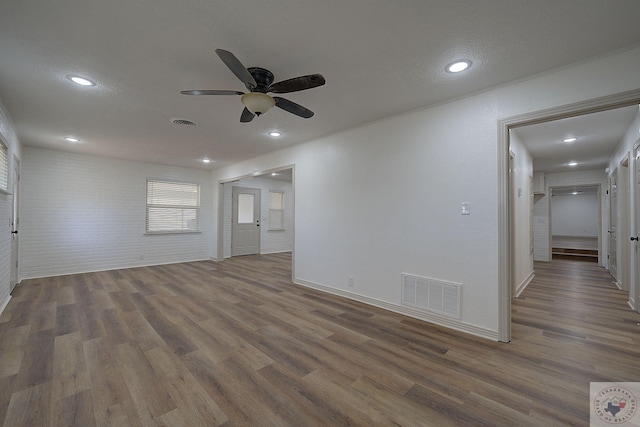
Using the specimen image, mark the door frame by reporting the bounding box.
[217,165,295,279]
[10,155,19,292]
[632,139,640,311]
[498,89,640,342]
[609,169,619,283]
[619,155,631,291]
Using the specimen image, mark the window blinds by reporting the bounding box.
[146,180,200,233]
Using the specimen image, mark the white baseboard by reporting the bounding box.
[628,298,637,311]
[260,250,293,255]
[294,278,499,341]
[515,271,535,298]
[20,257,212,281]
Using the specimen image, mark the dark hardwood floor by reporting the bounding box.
[0,253,638,426]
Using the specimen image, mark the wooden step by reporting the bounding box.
[552,247,598,262]
[552,247,598,256]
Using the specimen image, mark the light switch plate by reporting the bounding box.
[461,202,470,215]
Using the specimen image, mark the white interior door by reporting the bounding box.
[232,187,261,256]
[10,156,19,291]
[633,142,640,310]
[609,171,618,281]
[619,158,630,291]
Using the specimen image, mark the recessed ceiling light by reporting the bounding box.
[202,158,211,164]
[446,60,472,73]
[568,161,578,166]
[67,75,95,86]
[562,137,577,143]
[65,136,81,143]
[271,172,278,176]
[268,131,281,137]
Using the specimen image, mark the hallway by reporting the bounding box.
[511,258,639,381]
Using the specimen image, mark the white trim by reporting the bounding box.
[514,271,535,298]
[294,278,499,342]
[260,249,292,255]
[19,258,210,281]
[498,88,640,344]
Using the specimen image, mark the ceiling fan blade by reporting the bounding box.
[273,97,314,118]
[180,90,244,95]
[215,49,257,91]
[240,107,255,123]
[269,74,325,94]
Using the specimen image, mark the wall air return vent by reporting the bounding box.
[402,273,461,319]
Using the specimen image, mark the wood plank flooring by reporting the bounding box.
[0,253,639,426]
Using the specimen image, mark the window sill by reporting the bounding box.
[144,231,202,235]
[0,188,11,196]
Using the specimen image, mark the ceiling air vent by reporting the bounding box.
[171,118,197,127]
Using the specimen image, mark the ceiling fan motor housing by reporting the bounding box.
[247,67,274,92]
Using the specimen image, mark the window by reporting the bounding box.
[268,190,284,230]
[146,180,200,233]
[0,139,8,193]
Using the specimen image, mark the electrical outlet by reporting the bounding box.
[348,276,354,287]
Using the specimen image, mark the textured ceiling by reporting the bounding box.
[514,105,639,174]
[1,0,639,170]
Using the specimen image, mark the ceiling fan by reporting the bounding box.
[181,49,326,123]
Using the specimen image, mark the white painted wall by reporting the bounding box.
[551,193,599,237]
[0,100,22,314]
[223,176,293,258]
[509,130,534,295]
[607,108,640,309]
[211,47,640,339]
[20,147,213,279]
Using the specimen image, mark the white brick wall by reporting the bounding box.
[222,175,293,258]
[0,99,21,313]
[533,194,550,261]
[20,147,213,279]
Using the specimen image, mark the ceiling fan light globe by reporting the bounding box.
[241,93,275,115]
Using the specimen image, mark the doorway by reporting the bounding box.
[498,89,640,342]
[618,156,631,291]
[219,166,295,274]
[609,170,619,280]
[549,185,600,264]
[231,186,261,256]
[10,156,19,292]
[632,140,640,310]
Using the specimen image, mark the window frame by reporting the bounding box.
[268,190,285,231]
[145,179,201,235]
[0,139,9,194]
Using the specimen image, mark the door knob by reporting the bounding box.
[11,230,17,234]
[631,236,639,241]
